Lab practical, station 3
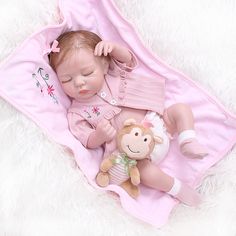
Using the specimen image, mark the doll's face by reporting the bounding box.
[56,48,108,100]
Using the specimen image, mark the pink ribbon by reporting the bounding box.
[50,40,60,53]
[43,40,60,55]
[141,120,154,128]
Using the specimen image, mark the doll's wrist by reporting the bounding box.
[87,130,106,148]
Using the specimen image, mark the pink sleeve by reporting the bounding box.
[67,112,95,148]
[111,50,138,72]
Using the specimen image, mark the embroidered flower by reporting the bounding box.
[32,68,59,104]
[92,107,100,116]
[47,85,55,96]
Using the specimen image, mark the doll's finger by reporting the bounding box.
[98,43,104,55]
[109,128,117,138]
[103,44,109,56]
[94,43,100,56]
[105,122,114,131]
[105,125,115,136]
[107,45,113,54]
[103,122,114,134]
[94,46,97,56]
[94,42,102,56]
[109,127,117,137]
[104,125,112,135]
[98,43,105,56]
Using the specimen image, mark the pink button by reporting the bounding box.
[118,94,124,99]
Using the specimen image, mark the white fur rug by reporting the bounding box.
[0,0,236,235]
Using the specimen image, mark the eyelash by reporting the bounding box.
[83,71,93,76]
[62,77,72,83]
[61,71,94,83]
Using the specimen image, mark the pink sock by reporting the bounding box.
[178,130,208,158]
[167,178,202,206]
[181,139,208,158]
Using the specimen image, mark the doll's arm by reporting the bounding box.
[68,112,116,149]
[68,112,95,147]
[129,166,140,186]
[94,41,132,65]
[87,118,117,149]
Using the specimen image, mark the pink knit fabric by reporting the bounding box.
[0,0,236,227]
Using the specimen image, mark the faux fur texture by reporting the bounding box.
[0,0,236,235]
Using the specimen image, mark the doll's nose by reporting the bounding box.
[74,76,85,87]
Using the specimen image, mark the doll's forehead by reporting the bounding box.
[72,47,96,62]
[57,48,97,70]
[73,47,104,66]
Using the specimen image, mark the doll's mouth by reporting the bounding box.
[127,145,140,153]
[79,90,90,94]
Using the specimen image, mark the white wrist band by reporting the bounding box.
[167,178,182,196]
[178,130,196,145]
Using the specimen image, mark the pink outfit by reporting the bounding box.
[108,152,137,185]
[0,0,236,227]
[68,53,165,147]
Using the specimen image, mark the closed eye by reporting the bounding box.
[83,71,94,76]
[61,76,72,83]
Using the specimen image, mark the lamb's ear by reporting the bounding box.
[123,118,137,127]
[154,136,163,144]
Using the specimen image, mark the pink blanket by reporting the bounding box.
[0,0,236,227]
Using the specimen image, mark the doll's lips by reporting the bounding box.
[79,89,90,94]
[127,145,140,153]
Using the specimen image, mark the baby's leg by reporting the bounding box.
[163,103,208,158]
[137,159,201,206]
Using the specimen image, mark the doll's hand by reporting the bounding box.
[95,118,117,143]
[94,41,115,57]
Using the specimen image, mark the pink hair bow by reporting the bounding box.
[141,120,154,128]
[43,40,60,55]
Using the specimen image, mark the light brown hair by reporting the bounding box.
[49,30,104,71]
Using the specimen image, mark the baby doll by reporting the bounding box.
[49,30,208,206]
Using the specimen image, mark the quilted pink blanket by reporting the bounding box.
[0,0,236,227]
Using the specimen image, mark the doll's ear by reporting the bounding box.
[154,136,163,144]
[123,118,137,127]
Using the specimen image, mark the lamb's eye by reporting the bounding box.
[143,135,151,144]
[131,128,142,137]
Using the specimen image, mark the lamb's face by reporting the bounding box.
[117,125,155,160]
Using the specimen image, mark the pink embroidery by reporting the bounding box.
[83,109,91,118]
[83,107,101,119]
[32,67,58,104]
[92,106,100,116]
[47,85,55,96]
